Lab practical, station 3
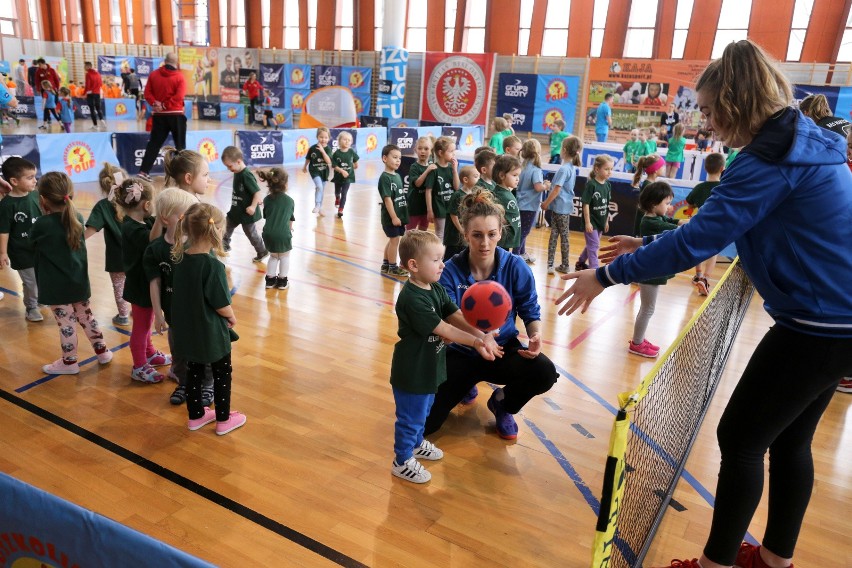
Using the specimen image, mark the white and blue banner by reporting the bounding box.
[236,130,284,167]
[259,63,286,108]
[197,101,221,121]
[134,57,163,78]
[376,46,408,119]
[186,130,233,173]
[97,55,135,76]
[0,135,42,172]
[37,132,119,183]
[0,473,212,568]
[354,127,387,160]
[284,64,311,90]
[532,74,580,134]
[389,127,417,156]
[7,96,37,119]
[114,132,173,175]
[342,66,372,93]
[497,73,537,131]
[354,92,372,116]
[313,65,342,89]
[360,115,388,127]
[220,103,245,125]
[103,98,138,121]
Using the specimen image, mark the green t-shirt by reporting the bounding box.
[228,168,262,225]
[86,198,123,273]
[406,161,435,217]
[725,148,740,169]
[430,164,456,218]
[262,193,295,253]
[443,189,469,248]
[550,130,569,157]
[142,235,175,323]
[378,172,408,227]
[623,140,640,167]
[389,281,459,394]
[582,178,611,231]
[488,128,512,156]
[475,178,495,193]
[639,215,679,285]
[31,212,90,305]
[171,253,232,364]
[306,143,331,179]
[686,180,720,209]
[666,137,686,163]
[0,191,40,270]
[331,148,359,184]
[492,185,521,249]
[646,139,658,153]
[121,216,154,307]
[635,141,651,159]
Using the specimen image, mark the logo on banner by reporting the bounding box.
[226,107,239,119]
[63,142,96,175]
[365,134,378,153]
[115,103,128,116]
[317,68,337,87]
[349,71,365,90]
[610,61,622,74]
[263,69,281,84]
[295,136,310,159]
[250,135,277,160]
[354,98,363,114]
[100,59,115,73]
[197,137,220,162]
[275,112,287,124]
[504,79,529,98]
[290,67,306,85]
[541,108,565,130]
[291,92,304,109]
[137,60,152,75]
[465,133,474,147]
[427,56,487,124]
[202,105,218,118]
[545,79,569,101]
[396,131,414,150]
[508,107,527,125]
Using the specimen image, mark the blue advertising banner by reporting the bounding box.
[441,127,462,145]
[389,127,417,156]
[354,127,388,161]
[360,115,388,127]
[832,86,852,122]
[284,64,311,89]
[354,92,372,116]
[37,132,119,183]
[71,96,102,120]
[236,130,284,167]
[271,108,293,129]
[220,102,245,124]
[279,128,317,166]
[329,128,358,153]
[313,65,342,89]
[103,98,137,121]
[420,119,449,127]
[97,55,135,76]
[0,135,42,172]
[497,73,537,131]
[793,84,840,111]
[134,57,163,78]
[186,130,233,173]
[114,132,173,175]
[342,66,372,93]
[459,126,484,152]
[197,101,221,121]
[285,89,310,112]
[388,117,417,128]
[7,96,37,119]
[376,46,409,119]
[184,99,194,120]
[260,63,285,89]
[532,75,580,134]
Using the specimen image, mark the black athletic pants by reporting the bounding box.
[186,353,232,422]
[703,325,852,564]
[86,94,104,125]
[139,114,187,175]
[423,337,558,435]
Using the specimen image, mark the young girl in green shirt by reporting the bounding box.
[32,172,112,375]
[664,122,687,178]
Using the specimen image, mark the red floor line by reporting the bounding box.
[289,278,395,306]
[542,288,640,351]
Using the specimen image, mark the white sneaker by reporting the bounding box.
[547,266,555,275]
[521,253,535,264]
[0,291,4,300]
[26,308,43,322]
[311,206,319,214]
[317,208,325,217]
[413,439,444,461]
[391,457,431,484]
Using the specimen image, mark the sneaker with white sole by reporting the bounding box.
[413,439,444,461]
[131,364,164,383]
[96,349,113,365]
[147,351,171,366]
[112,314,130,326]
[628,339,659,358]
[170,385,187,405]
[26,308,44,322]
[391,456,431,483]
[265,275,277,289]
[837,377,852,393]
[520,253,535,264]
[311,206,319,214]
[43,359,80,375]
[137,172,153,182]
[276,277,289,290]
[547,266,555,275]
[215,411,247,435]
[187,407,216,430]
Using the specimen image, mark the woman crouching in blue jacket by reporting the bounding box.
[557,40,852,568]
[423,189,558,440]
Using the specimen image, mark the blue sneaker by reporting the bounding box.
[487,388,518,439]
[459,384,479,405]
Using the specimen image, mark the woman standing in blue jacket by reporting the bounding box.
[423,189,558,440]
[557,40,852,568]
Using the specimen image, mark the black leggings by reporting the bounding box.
[186,353,233,422]
[704,325,852,564]
[424,337,558,435]
[86,94,103,125]
[42,107,60,123]
[139,114,187,174]
[335,182,351,210]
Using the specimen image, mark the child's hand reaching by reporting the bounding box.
[475,333,504,361]
[153,312,168,334]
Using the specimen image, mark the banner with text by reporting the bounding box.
[37,132,119,183]
[533,74,580,134]
[7,96,37,119]
[420,52,496,126]
[97,55,135,77]
[376,46,409,119]
[114,132,173,175]
[497,73,537,131]
[216,48,259,102]
[313,65,342,89]
[0,135,42,172]
[237,130,284,167]
[197,101,221,121]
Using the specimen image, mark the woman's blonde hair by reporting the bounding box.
[171,202,226,263]
[163,147,207,189]
[37,172,84,251]
[695,39,791,145]
[155,187,198,220]
[520,139,542,168]
[799,94,832,122]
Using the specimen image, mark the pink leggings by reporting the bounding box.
[129,304,156,368]
[109,272,130,318]
[50,301,107,363]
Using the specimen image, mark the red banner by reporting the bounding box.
[420,52,496,126]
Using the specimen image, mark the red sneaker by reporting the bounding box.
[837,377,852,393]
[735,543,793,568]
[656,559,702,568]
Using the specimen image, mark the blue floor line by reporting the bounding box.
[16,340,131,393]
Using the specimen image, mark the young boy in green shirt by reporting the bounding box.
[549,119,569,164]
[221,146,268,261]
[443,165,480,261]
[390,229,501,484]
[623,129,640,173]
[378,144,409,277]
[474,147,497,192]
[686,152,725,296]
[0,157,42,321]
[488,116,513,155]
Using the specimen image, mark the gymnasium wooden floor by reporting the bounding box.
[0,148,849,566]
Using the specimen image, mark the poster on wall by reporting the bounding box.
[284,64,311,89]
[218,48,259,103]
[496,73,580,134]
[179,47,217,101]
[376,46,408,119]
[584,59,708,143]
[420,52,496,127]
[341,66,372,93]
[259,63,286,108]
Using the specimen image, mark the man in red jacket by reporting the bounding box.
[34,59,60,95]
[83,61,106,129]
[138,52,187,180]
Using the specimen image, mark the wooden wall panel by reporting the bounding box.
[426,0,446,51]
[748,0,795,60]
[799,0,852,62]
[485,0,521,55]
[527,0,547,56]
[316,0,336,50]
[80,0,96,43]
[245,0,263,47]
[566,0,594,58]
[17,0,33,39]
[654,0,676,59]
[682,0,722,60]
[156,0,175,45]
[208,0,222,47]
[600,0,630,58]
[355,0,376,51]
[131,0,146,45]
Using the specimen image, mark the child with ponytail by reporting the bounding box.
[257,168,295,290]
[631,153,665,236]
[32,172,112,375]
[541,136,582,274]
[171,203,246,436]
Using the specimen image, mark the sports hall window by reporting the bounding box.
[407,0,427,52]
[337,0,354,50]
[0,0,16,36]
[711,0,752,59]
[445,0,457,51]
[284,0,300,49]
[786,0,813,62]
[463,0,486,53]
[671,0,694,59]
[541,0,570,56]
[517,0,534,56]
[834,5,852,61]
[591,0,610,57]
[623,0,658,58]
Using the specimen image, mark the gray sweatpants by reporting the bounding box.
[632,283,660,345]
[18,267,39,309]
[224,218,266,255]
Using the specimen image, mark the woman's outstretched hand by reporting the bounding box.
[599,235,643,264]
[554,270,605,316]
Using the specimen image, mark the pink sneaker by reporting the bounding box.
[42,359,80,375]
[147,351,172,367]
[187,407,216,431]
[96,349,113,365]
[131,364,164,384]
[735,543,793,568]
[644,339,660,352]
[215,411,247,436]
[628,340,659,358]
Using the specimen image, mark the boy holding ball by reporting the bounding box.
[390,230,502,483]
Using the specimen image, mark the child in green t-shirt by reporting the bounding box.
[488,116,513,155]
[549,118,569,164]
[576,154,613,271]
[389,230,500,484]
[664,123,687,178]
[303,126,332,216]
[474,147,497,192]
[623,129,640,173]
[443,164,480,261]
[379,144,409,277]
[685,152,725,296]
[491,155,522,251]
[0,157,41,321]
[331,130,360,218]
[221,145,268,261]
[258,168,296,290]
